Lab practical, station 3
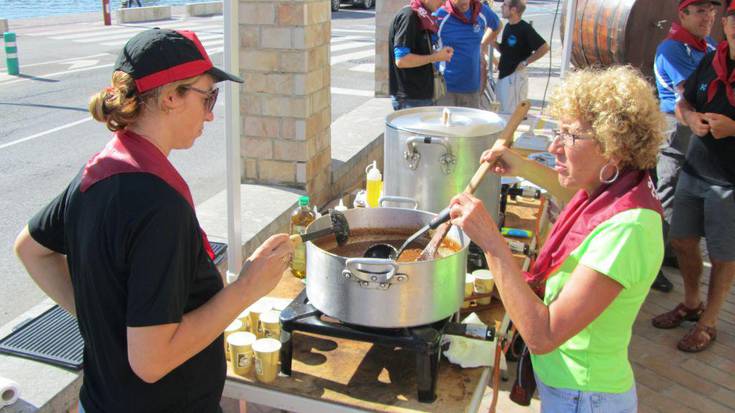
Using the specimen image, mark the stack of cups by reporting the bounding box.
[224,319,243,361]
[259,310,281,339]
[462,273,475,308]
[228,332,257,376]
[473,269,495,305]
[248,301,272,338]
[237,309,251,333]
[252,338,282,383]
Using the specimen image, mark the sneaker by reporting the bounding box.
[651,270,673,293]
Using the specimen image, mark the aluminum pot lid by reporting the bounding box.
[386,106,506,137]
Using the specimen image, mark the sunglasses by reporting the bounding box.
[184,86,219,113]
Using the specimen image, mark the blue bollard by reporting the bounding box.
[4,32,19,75]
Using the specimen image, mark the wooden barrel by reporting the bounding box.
[561,0,725,80]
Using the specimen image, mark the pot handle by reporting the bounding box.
[343,258,407,288]
[378,195,419,209]
[404,136,456,174]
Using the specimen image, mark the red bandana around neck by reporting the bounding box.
[707,40,735,107]
[409,0,439,32]
[80,130,216,261]
[666,22,707,52]
[524,169,663,295]
[443,0,482,24]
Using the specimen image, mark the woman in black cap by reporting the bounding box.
[13,29,293,413]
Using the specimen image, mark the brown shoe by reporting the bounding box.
[651,302,704,329]
[677,324,717,353]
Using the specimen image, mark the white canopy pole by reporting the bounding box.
[560,0,576,78]
[224,0,242,284]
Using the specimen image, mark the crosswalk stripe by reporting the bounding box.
[330,87,373,97]
[331,35,372,44]
[26,24,104,37]
[75,25,223,43]
[330,41,374,52]
[332,28,375,34]
[330,49,375,66]
[349,63,374,73]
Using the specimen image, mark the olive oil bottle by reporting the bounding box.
[290,196,315,278]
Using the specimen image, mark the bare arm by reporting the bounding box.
[481,146,577,203]
[448,193,623,354]
[14,226,75,315]
[676,98,710,136]
[395,46,453,69]
[525,43,549,66]
[126,234,292,383]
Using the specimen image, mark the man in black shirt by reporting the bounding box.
[494,0,548,113]
[389,0,454,110]
[652,4,735,353]
[14,29,293,412]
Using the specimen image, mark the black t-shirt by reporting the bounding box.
[682,52,735,186]
[28,172,225,413]
[389,6,434,100]
[497,20,546,79]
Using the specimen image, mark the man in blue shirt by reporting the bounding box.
[651,0,718,292]
[435,0,500,108]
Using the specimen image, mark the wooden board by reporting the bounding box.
[226,275,504,413]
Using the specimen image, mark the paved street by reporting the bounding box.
[0,6,378,326]
[0,1,560,327]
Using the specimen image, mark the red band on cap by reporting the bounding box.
[679,0,720,11]
[134,30,214,93]
[135,59,213,93]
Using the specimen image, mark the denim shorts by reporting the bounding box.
[390,96,434,111]
[670,170,735,261]
[535,374,638,413]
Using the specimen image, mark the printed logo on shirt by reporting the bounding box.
[473,23,481,33]
[508,34,518,47]
[699,83,708,92]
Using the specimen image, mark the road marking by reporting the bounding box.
[51,27,144,40]
[0,63,114,86]
[0,118,93,151]
[0,53,110,70]
[66,58,101,70]
[349,63,374,73]
[331,28,375,34]
[330,87,373,97]
[330,41,374,52]
[330,49,375,65]
[331,35,372,44]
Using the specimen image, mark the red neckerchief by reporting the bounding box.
[707,40,735,107]
[409,0,438,32]
[524,169,662,296]
[80,130,216,261]
[443,0,482,24]
[666,22,707,52]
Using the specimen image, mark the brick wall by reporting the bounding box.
[239,0,332,206]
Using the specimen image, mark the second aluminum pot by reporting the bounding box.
[305,208,469,328]
[383,106,506,223]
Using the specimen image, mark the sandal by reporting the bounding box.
[651,302,704,329]
[677,324,717,353]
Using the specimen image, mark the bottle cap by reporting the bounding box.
[298,195,309,206]
[366,160,381,180]
[335,199,348,212]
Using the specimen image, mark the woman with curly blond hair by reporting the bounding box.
[449,66,665,412]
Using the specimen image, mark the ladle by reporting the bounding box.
[362,209,450,260]
[290,209,350,246]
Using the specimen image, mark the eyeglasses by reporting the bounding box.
[184,86,219,113]
[552,129,593,147]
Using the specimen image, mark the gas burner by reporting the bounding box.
[279,289,447,403]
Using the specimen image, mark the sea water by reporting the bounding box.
[0,0,214,20]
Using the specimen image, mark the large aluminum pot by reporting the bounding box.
[383,107,506,223]
[305,208,469,328]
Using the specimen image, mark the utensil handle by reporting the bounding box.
[291,227,334,245]
[464,100,530,195]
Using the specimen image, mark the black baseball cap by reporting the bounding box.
[115,28,243,93]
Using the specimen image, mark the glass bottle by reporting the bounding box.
[290,196,315,279]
